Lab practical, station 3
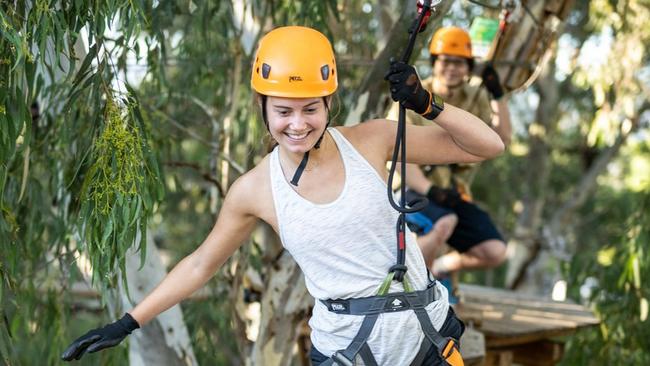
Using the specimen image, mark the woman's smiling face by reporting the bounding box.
[265,96,329,155]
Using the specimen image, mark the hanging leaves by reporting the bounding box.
[78,95,163,288]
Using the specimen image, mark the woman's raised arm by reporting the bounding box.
[381,61,504,165]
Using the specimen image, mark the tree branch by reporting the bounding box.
[163,161,225,198]
[145,104,246,174]
[546,101,650,243]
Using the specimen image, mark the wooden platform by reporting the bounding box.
[454,284,600,366]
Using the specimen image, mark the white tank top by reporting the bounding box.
[270,127,449,365]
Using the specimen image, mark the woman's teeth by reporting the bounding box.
[286,131,310,140]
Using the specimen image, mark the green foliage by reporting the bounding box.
[79,96,163,289]
[260,0,338,30]
[562,188,650,365]
[1,0,160,363]
[5,289,128,366]
[183,284,240,365]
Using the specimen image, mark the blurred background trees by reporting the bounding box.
[1,0,648,365]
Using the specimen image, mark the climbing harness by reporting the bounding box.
[319,283,463,366]
[320,2,464,365]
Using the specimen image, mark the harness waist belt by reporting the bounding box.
[320,282,441,315]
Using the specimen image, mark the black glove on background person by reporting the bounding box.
[427,185,461,207]
[481,63,504,100]
[385,60,431,114]
[61,313,140,361]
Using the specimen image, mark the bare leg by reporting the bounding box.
[416,213,458,268]
[432,239,507,276]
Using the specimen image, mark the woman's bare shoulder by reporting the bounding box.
[338,119,394,139]
[225,155,273,215]
[335,120,394,159]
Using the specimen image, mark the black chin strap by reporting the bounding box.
[260,96,330,186]
[288,98,330,186]
[289,119,328,186]
[290,150,311,186]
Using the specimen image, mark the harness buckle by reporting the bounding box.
[442,339,464,366]
[331,351,354,366]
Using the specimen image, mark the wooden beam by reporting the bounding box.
[510,340,564,366]
[484,350,513,366]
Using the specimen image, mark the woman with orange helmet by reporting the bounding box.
[62,26,503,365]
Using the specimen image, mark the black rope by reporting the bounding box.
[385,0,433,282]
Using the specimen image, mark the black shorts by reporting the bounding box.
[310,307,465,365]
[406,190,505,253]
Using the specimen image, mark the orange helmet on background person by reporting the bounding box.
[251,26,338,98]
[429,26,472,58]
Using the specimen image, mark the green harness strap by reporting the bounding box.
[377,271,414,296]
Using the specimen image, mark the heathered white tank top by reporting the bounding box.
[269,128,449,365]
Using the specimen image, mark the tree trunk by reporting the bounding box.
[505,52,561,293]
[503,0,590,293]
[248,224,312,366]
[121,231,198,366]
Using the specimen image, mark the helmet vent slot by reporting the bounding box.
[262,63,271,79]
[320,65,330,81]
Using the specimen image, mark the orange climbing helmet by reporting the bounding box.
[429,26,473,58]
[251,26,338,98]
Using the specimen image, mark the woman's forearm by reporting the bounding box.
[434,103,504,158]
[129,252,214,325]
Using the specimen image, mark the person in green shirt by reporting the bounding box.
[387,26,511,278]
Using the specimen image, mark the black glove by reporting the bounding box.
[61,313,140,361]
[385,60,431,115]
[427,186,461,207]
[481,64,504,100]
